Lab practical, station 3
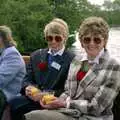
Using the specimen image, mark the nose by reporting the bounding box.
[51,38,56,43]
[89,38,95,45]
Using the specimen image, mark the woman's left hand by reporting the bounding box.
[40,98,66,109]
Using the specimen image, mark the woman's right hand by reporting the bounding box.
[25,85,34,96]
[25,85,41,102]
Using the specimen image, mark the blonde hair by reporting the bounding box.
[44,18,69,41]
[0,25,17,46]
[79,16,109,47]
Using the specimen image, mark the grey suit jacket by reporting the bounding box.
[59,49,120,120]
[0,46,26,101]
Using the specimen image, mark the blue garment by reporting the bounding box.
[48,54,54,65]
[0,46,26,101]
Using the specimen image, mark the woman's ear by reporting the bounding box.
[62,36,66,44]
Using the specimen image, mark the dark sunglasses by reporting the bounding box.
[83,37,102,44]
[46,35,62,42]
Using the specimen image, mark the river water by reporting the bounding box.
[72,27,120,60]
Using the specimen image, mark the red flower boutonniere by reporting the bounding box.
[76,71,86,81]
[37,62,48,71]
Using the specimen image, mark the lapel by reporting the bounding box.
[72,51,109,99]
[68,56,82,98]
[34,49,48,74]
[32,49,48,68]
[38,49,48,63]
[74,66,98,99]
[34,49,48,85]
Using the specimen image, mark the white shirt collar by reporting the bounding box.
[81,48,105,64]
[48,46,65,56]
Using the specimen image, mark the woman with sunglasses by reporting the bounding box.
[9,18,75,120]
[25,16,120,120]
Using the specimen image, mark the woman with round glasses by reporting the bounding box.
[9,18,75,120]
[25,16,120,120]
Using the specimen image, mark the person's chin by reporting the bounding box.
[51,47,58,51]
[88,52,97,57]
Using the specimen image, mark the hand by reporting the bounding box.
[25,85,34,96]
[25,85,41,102]
[40,97,66,109]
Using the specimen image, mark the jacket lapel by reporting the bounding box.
[39,49,48,63]
[74,66,98,99]
[34,49,48,85]
[68,56,82,98]
[74,51,109,99]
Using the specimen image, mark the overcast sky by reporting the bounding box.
[87,0,115,5]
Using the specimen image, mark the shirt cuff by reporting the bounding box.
[65,96,71,108]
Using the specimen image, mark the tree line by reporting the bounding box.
[0,0,119,54]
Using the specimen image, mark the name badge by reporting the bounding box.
[51,61,61,70]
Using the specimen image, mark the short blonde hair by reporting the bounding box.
[0,25,17,46]
[44,18,69,41]
[79,16,109,47]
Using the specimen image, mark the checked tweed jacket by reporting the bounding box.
[59,49,120,120]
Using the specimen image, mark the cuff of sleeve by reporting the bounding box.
[70,100,88,113]
[65,96,71,108]
[78,100,88,113]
